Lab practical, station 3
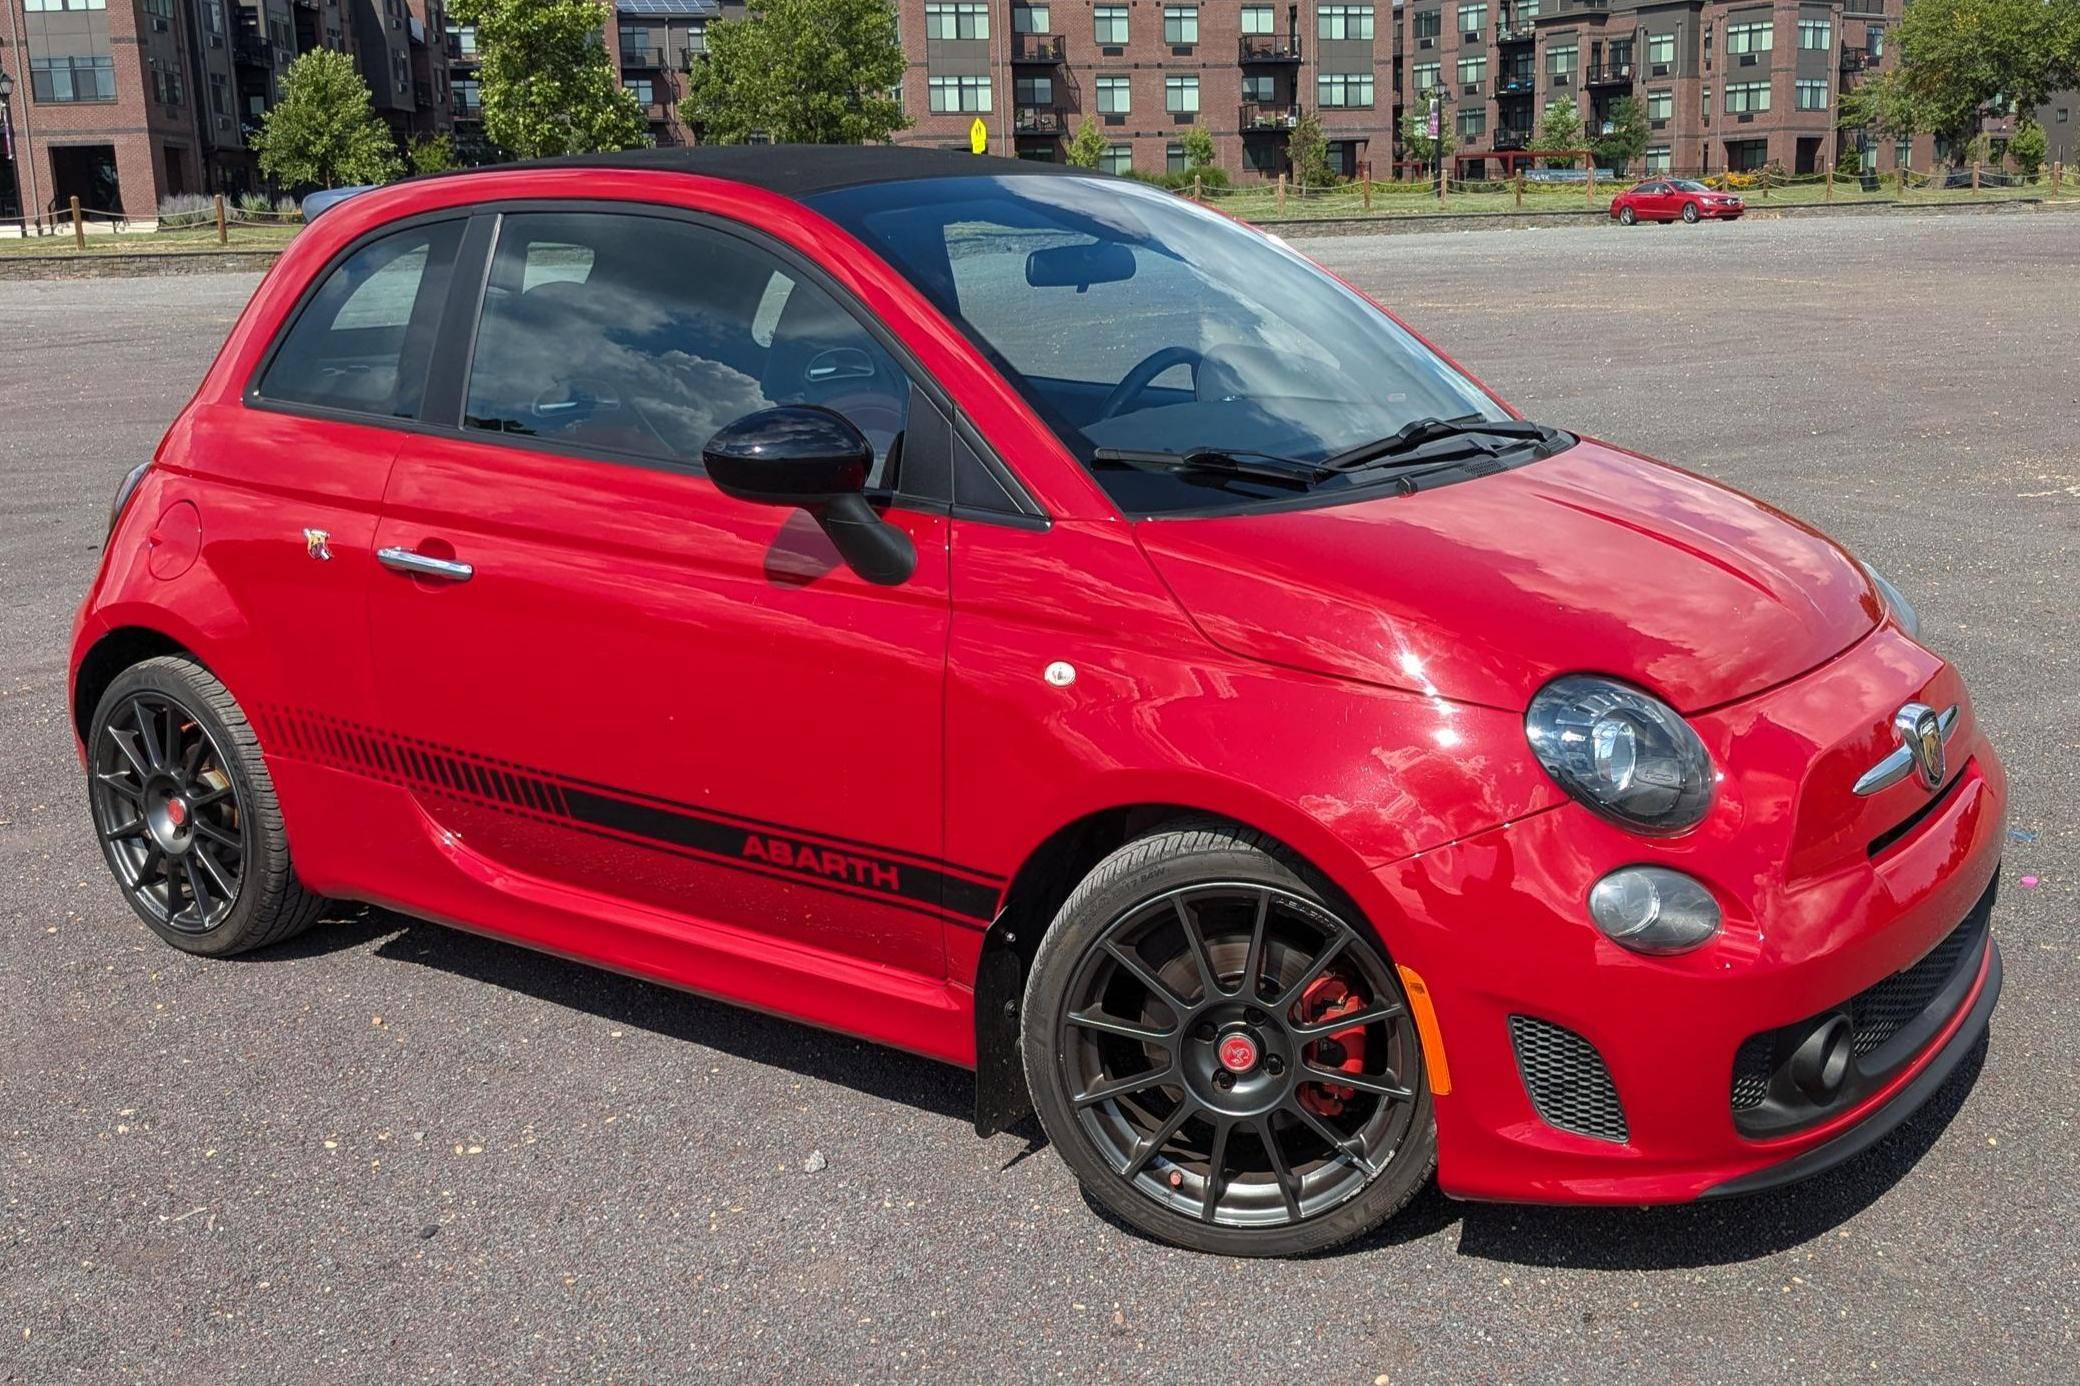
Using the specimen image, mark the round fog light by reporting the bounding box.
[1587,867,1722,955]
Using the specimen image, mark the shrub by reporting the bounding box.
[156,193,216,228]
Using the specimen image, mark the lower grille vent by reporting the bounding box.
[1509,1015,1629,1142]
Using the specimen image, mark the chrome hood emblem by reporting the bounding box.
[1853,702,1957,796]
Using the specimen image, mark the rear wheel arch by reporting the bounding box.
[970,803,1401,1138]
[73,626,202,747]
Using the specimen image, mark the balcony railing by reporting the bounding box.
[447,41,479,64]
[1238,34,1303,63]
[1493,74,1536,96]
[1011,32,1065,62]
[1492,127,1530,150]
[1239,101,1299,131]
[1584,61,1634,85]
[681,46,707,68]
[233,33,272,66]
[1014,104,1066,134]
[621,46,668,68]
[1496,21,1534,42]
[1841,49,1872,72]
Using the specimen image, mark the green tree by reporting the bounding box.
[1531,96,1585,168]
[682,0,908,144]
[450,0,649,159]
[1066,116,1108,169]
[1397,109,1458,168]
[1593,95,1649,174]
[1179,125,1217,172]
[407,133,460,175]
[1837,67,1926,149]
[1892,0,2080,153]
[1287,108,1332,187]
[2009,116,2048,177]
[250,49,401,190]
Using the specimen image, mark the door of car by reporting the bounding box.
[363,207,956,979]
[1633,181,1669,216]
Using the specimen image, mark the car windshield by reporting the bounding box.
[807,174,1520,513]
[1670,179,1713,193]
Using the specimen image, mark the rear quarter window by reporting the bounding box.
[255,220,463,419]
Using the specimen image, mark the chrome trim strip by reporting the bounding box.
[1853,704,1959,796]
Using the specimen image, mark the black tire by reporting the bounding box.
[1022,820,1434,1257]
[1618,206,1637,226]
[86,655,326,956]
[1681,201,1701,223]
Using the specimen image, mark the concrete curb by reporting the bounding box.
[0,250,282,281]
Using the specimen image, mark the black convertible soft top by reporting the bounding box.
[459,144,1097,199]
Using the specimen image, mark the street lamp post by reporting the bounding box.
[0,68,16,226]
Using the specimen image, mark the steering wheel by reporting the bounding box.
[1096,345,1204,421]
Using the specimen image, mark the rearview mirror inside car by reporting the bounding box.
[1026,241,1136,292]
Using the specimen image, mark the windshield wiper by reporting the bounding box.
[1091,446,1323,491]
[1317,415,1556,474]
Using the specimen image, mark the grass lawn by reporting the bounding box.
[0,224,302,258]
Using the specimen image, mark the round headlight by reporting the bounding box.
[1859,561,1919,640]
[1526,675,1714,834]
[1588,866,1722,954]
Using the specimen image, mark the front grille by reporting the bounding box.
[1510,1015,1628,1142]
[1850,911,1983,1056]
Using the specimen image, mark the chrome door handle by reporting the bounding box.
[377,546,474,582]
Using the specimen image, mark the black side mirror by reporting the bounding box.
[703,405,916,586]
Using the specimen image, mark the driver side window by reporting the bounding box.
[463,211,910,484]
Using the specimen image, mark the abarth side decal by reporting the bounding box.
[254,705,1004,926]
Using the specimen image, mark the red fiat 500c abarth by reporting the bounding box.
[71,148,2004,1257]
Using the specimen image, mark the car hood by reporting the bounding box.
[1133,440,1882,713]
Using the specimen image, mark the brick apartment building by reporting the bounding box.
[1,0,451,225]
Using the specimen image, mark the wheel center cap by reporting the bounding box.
[1216,1032,1260,1074]
[165,798,187,829]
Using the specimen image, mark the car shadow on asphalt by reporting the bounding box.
[268,904,1991,1271]
[264,904,978,1125]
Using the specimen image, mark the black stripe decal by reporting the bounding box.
[259,705,1004,923]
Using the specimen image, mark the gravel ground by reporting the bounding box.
[1,213,2074,1383]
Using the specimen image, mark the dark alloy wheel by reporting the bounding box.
[1619,206,1637,226]
[1682,201,1701,223]
[1024,824,1434,1256]
[86,656,325,955]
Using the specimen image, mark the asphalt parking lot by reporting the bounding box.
[2,212,2074,1383]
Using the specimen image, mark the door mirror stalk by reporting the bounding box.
[703,406,916,585]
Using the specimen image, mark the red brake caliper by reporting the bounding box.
[1297,973,1371,1118]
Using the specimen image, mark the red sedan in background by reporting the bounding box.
[1612,177,1747,224]
[71,148,2000,1256]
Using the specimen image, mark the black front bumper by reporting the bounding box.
[1702,940,2002,1200]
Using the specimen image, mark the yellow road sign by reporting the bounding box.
[970,117,988,155]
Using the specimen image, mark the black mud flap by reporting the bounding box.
[972,918,1033,1137]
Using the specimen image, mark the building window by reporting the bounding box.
[1167,143,1188,173]
[1411,61,1440,93]
[1795,78,1828,110]
[1100,144,1133,175]
[1457,55,1486,86]
[1165,74,1200,112]
[924,2,988,40]
[1319,4,1375,41]
[1012,3,1049,33]
[29,55,117,102]
[2058,107,2070,124]
[1546,43,1577,76]
[686,22,707,53]
[22,0,108,9]
[1457,3,1485,37]
[1242,73,1274,102]
[1241,5,1274,35]
[1516,0,1540,16]
[1797,19,1831,50]
[1726,21,1772,55]
[929,75,992,111]
[1096,74,1130,113]
[1318,73,1374,108]
[1644,145,1671,173]
[1162,6,1198,43]
[1702,85,1711,117]
[1456,107,1485,138]
[1646,88,1672,120]
[1093,5,1128,43]
[1413,8,1440,39]
[1014,75,1053,105]
[1647,32,1674,66]
[1870,28,1884,58]
[141,0,172,25]
[623,78,654,105]
[1725,80,1770,113]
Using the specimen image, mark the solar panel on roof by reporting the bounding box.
[614,0,720,14]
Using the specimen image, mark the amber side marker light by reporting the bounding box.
[1396,964,1452,1096]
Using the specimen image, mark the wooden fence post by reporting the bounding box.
[2053,161,2064,195]
[1899,154,1910,195]
[1824,160,1833,201]
[1583,153,1595,207]
[214,193,227,245]
[71,196,84,250]
[1362,176,1372,212]
[1971,161,1981,190]
[1192,173,1203,203]
[1276,172,1286,216]
[1514,167,1524,209]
